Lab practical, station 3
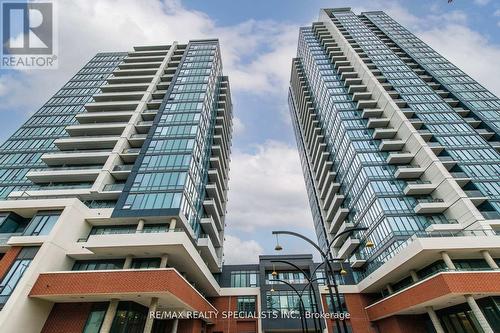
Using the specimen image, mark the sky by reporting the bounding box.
[0,0,499,264]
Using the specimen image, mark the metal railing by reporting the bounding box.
[77,227,183,242]
[102,183,125,191]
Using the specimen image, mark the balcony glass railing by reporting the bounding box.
[44,149,112,154]
[464,190,486,198]
[112,165,133,171]
[130,134,147,138]
[357,229,498,280]
[406,180,432,185]
[102,183,125,192]
[77,227,183,242]
[30,165,103,171]
[417,198,444,203]
[379,267,500,301]
[121,148,141,154]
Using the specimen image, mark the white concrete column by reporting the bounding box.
[143,297,159,333]
[441,251,456,270]
[100,299,119,333]
[481,250,499,269]
[160,254,169,268]
[123,255,133,269]
[410,270,419,282]
[136,219,145,233]
[386,284,394,295]
[426,306,445,333]
[465,295,494,333]
[169,218,177,231]
[170,318,179,333]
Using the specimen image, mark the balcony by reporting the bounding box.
[141,110,158,121]
[135,121,153,134]
[336,65,354,74]
[65,122,127,136]
[367,117,389,128]
[365,271,500,321]
[102,183,125,193]
[92,91,144,102]
[203,199,222,232]
[386,152,414,164]
[26,167,101,183]
[341,71,358,80]
[414,198,449,214]
[100,83,150,93]
[120,148,140,163]
[54,136,119,150]
[373,128,396,139]
[357,100,378,110]
[200,216,222,246]
[427,142,444,154]
[362,108,383,118]
[347,85,366,94]
[464,190,487,205]
[443,98,459,107]
[324,193,345,223]
[320,181,340,202]
[352,92,371,101]
[75,111,134,123]
[418,129,433,142]
[438,156,456,170]
[463,117,481,128]
[331,222,354,248]
[118,61,162,70]
[197,236,221,270]
[337,237,360,259]
[111,164,133,180]
[29,269,218,313]
[450,171,471,187]
[128,134,147,147]
[404,181,436,195]
[84,101,139,112]
[476,128,495,140]
[107,75,154,84]
[42,150,111,166]
[112,68,157,77]
[349,252,367,268]
[328,208,349,234]
[344,78,362,86]
[379,139,405,151]
[206,183,224,216]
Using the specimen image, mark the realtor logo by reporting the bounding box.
[1,1,57,68]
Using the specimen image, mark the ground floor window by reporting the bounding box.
[83,303,108,333]
[110,301,148,333]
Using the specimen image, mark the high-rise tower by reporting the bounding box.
[289,8,500,332]
[0,40,232,333]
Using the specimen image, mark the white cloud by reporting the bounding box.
[226,141,314,233]
[473,0,490,5]
[0,0,298,116]
[223,235,263,264]
[232,116,245,135]
[413,20,500,96]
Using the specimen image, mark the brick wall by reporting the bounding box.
[29,269,216,314]
[366,272,500,320]
[0,246,21,279]
[40,303,93,333]
[321,293,377,333]
[207,296,258,333]
[375,315,428,333]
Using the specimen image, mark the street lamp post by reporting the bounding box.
[270,260,324,332]
[272,227,372,333]
[269,278,309,333]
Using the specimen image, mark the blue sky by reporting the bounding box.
[0,0,499,263]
